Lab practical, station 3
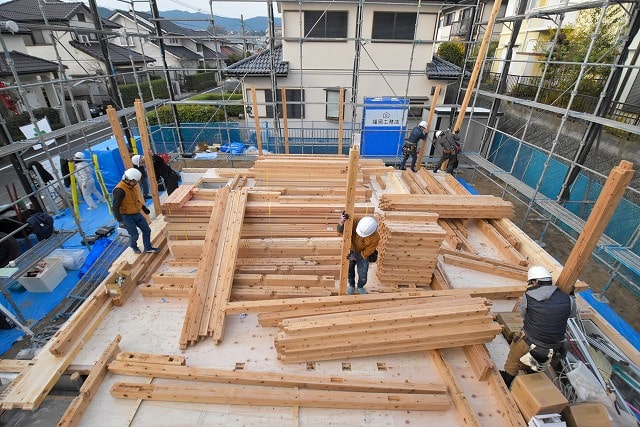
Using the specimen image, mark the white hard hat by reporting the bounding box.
[419,120,427,128]
[123,168,142,182]
[528,265,552,281]
[74,151,85,160]
[356,216,378,238]
[435,131,444,138]
[131,154,142,166]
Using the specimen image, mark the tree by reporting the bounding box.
[437,41,465,67]
[536,7,625,104]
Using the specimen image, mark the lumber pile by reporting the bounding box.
[378,194,515,219]
[273,294,502,363]
[375,213,447,287]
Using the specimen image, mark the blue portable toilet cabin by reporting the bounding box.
[361,97,410,157]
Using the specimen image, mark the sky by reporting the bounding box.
[93,0,277,19]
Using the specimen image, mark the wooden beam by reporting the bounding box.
[463,344,494,381]
[556,160,635,293]
[250,86,262,155]
[417,85,441,165]
[57,335,122,427]
[339,142,360,294]
[134,99,160,214]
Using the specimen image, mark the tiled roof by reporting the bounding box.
[0,0,118,28]
[220,45,243,59]
[224,45,288,77]
[427,55,469,80]
[112,9,195,36]
[202,46,225,61]
[0,51,60,76]
[161,45,201,61]
[69,41,155,66]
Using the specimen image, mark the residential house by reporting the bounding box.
[0,25,60,116]
[0,0,152,111]
[108,10,228,93]
[437,1,506,43]
[225,1,466,137]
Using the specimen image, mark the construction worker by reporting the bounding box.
[433,129,462,174]
[73,152,104,210]
[131,154,151,199]
[112,168,159,254]
[399,121,428,172]
[337,214,380,295]
[150,150,180,195]
[500,266,576,387]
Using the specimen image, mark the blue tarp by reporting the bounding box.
[580,289,640,352]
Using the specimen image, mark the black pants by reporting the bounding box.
[400,144,417,170]
[434,151,458,173]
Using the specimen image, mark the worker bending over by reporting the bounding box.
[338,214,380,295]
[500,266,575,387]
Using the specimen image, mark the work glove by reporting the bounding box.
[142,206,150,215]
[339,211,349,225]
[348,252,356,261]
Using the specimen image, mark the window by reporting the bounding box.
[30,30,51,45]
[325,88,345,120]
[460,8,472,21]
[119,34,134,46]
[265,89,305,119]
[77,13,86,22]
[408,97,428,119]
[371,12,416,41]
[77,34,90,44]
[444,12,454,26]
[304,11,347,39]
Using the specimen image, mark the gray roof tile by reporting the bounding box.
[0,0,117,28]
[69,41,155,65]
[224,45,288,77]
[0,50,60,76]
[427,55,469,80]
[161,45,201,60]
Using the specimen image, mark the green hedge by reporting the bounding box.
[147,104,225,125]
[6,107,63,141]
[119,80,170,107]
[189,93,244,117]
[185,72,218,92]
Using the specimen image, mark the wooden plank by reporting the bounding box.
[108,360,447,394]
[430,350,481,426]
[463,345,494,381]
[441,253,528,280]
[134,99,160,213]
[474,220,529,266]
[339,143,360,294]
[378,194,514,219]
[557,161,635,293]
[110,382,451,411]
[57,335,122,427]
[115,352,186,366]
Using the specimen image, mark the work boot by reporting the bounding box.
[346,287,355,295]
[145,247,160,253]
[499,370,515,388]
[357,287,367,294]
[131,247,141,254]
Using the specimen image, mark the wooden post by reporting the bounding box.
[453,0,503,133]
[417,85,441,166]
[106,105,150,223]
[134,99,161,213]
[556,160,635,294]
[337,87,345,154]
[251,86,262,155]
[280,87,289,154]
[339,135,360,294]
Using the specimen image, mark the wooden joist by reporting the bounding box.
[110,382,451,411]
[439,247,528,281]
[378,194,514,219]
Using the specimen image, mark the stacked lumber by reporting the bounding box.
[378,194,515,219]
[179,188,247,348]
[274,295,501,363]
[376,214,447,287]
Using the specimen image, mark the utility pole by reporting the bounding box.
[87,0,132,142]
[150,0,185,154]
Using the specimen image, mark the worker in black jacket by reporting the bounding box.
[399,121,428,172]
[433,129,462,174]
[500,266,575,387]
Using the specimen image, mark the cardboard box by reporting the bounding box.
[18,258,67,293]
[496,311,523,342]
[511,373,568,421]
[562,403,611,427]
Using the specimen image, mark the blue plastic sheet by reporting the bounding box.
[78,238,112,279]
[579,289,640,352]
[219,142,245,155]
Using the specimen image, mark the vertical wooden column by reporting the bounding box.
[280,87,289,154]
[134,99,160,213]
[106,105,150,223]
[417,85,441,165]
[453,0,503,133]
[339,135,361,294]
[251,86,262,155]
[337,87,345,154]
[556,160,635,294]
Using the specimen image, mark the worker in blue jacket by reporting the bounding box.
[399,121,428,172]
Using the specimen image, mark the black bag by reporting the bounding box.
[368,250,378,263]
[402,143,415,156]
